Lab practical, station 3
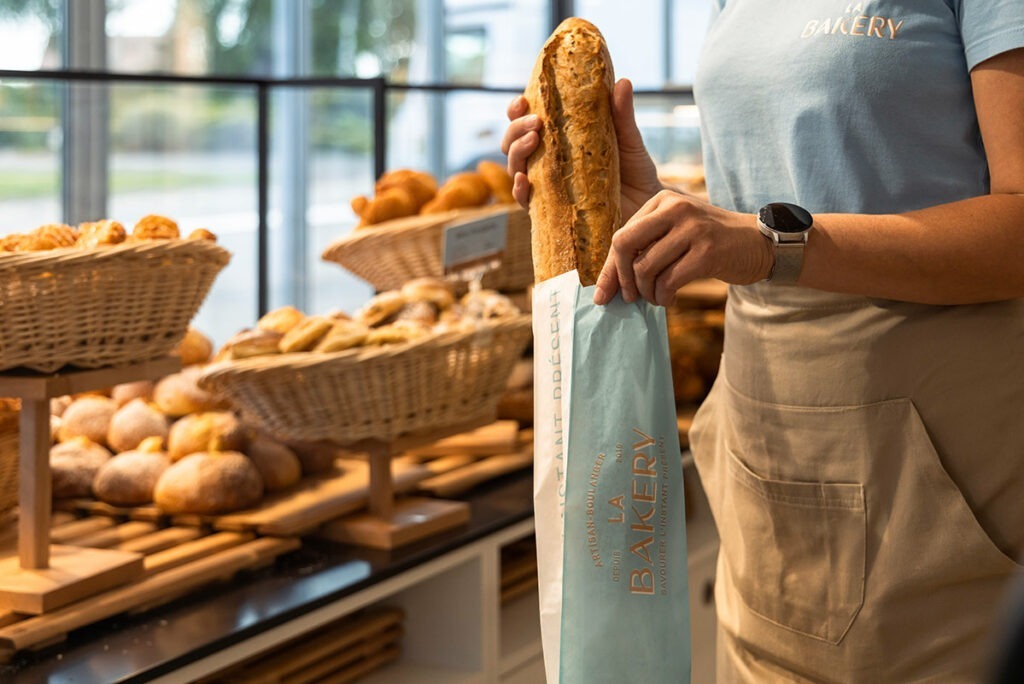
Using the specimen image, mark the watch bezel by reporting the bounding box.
[757,202,814,243]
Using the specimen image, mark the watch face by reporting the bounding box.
[759,202,813,234]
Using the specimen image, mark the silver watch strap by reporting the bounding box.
[770,242,805,284]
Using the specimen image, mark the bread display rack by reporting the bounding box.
[321,204,533,293]
[0,357,181,614]
[0,237,230,614]
[199,316,533,549]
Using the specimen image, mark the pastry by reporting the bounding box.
[153,365,230,417]
[92,437,171,506]
[257,306,306,335]
[174,327,214,366]
[187,228,217,241]
[374,169,438,209]
[109,380,155,407]
[476,160,516,204]
[525,17,620,285]
[221,328,284,359]
[354,186,418,227]
[153,451,264,514]
[313,320,370,353]
[278,315,333,353]
[420,172,492,214]
[393,301,439,327]
[460,289,520,320]
[58,395,118,446]
[400,277,455,310]
[76,219,126,248]
[364,319,430,346]
[107,398,170,453]
[245,435,302,491]
[167,411,247,462]
[354,291,407,327]
[50,437,112,499]
[132,214,180,240]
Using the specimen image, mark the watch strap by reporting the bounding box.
[770,242,805,284]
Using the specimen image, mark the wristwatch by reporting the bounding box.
[757,202,814,284]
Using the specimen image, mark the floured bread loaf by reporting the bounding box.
[525,17,620,286]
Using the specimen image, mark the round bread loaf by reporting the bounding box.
[58,395,118,446]
[245,436,302,491]
[92,439,171,506]
[167,411,246,462]
[153,366,229,417]
[153,451,264,514]
[174,327,214,366]
[110,380,155,407]
[107,398,169,453]
[51,437,112,499]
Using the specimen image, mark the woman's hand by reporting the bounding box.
[594,191,774,306]
[501,78,664,220]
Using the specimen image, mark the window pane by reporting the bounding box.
[309,0,417,81]
[107,83,258,346]
[106,0,274,76]
[575,0,665,89]
[634,93,704,193]
[0,78,62,230]
[0,0,61,70]
[272,86,376,317]
[671,0,712,85]
[443,0,549,87]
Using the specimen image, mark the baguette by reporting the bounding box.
[524,17,620,286]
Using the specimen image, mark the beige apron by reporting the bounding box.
[689,282,1024,683]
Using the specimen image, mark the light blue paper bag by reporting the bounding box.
[533,270,691,684]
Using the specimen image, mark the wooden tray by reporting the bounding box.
[0,515,300,660]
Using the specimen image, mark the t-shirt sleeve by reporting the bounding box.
[958,0,1024,70]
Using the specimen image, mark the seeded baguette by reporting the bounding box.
[525,17,620,286]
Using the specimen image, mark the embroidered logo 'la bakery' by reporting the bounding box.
[801,2,905,40]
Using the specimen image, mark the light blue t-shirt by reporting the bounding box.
[694,1,1024,215]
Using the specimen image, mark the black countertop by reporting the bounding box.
[1,471,534,683]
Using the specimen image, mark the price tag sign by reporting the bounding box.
[442,211,509,278]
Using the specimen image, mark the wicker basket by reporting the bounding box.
[0,240,231,373]
[198,316,533,444]
[321,204,533,293]
[0,407,18,521]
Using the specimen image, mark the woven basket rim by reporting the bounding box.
[199,314,532,385]
[0,238,231,269]
[320,203,524,263]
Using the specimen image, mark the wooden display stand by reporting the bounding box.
[0,357,180,614]
[319,419,489,550]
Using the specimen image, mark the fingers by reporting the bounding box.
[512,172,531,208]
[593,250,620,305]
[611,202,673,303]
[506,95,528,121]
[632,226,687,303]
[612,79,646,155]
[654,258,701,308]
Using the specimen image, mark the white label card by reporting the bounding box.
[442,211,508,276]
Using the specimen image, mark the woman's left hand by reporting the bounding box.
[594,190,774,306]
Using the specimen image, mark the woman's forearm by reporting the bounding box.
[800,193,1024,305]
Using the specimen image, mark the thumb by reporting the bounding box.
[612,79,646,154]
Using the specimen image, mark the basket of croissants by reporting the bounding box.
[321,163,533,294]
[0,216,230,373]
[198,278,532,444]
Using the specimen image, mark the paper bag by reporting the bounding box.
[533,270,692,683]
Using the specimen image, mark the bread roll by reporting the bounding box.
[257,306,305,335]
[92,438,171,506]
[153,451,264,514]
[245,436,302,491]
[524,17,620,285]
[58,395,118,446]
[167,411,246,462]
[174,327,214,366]
[153,366,229,417]
[110,380,155,407]
[51,437,112,498]
[107,398,170,453]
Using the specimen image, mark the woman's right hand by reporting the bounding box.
[500,78,664,220]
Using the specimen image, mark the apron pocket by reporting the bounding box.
[721,449,865,645]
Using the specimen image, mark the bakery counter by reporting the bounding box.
[0,471,535,683]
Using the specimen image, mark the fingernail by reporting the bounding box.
[593,286,607,305]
